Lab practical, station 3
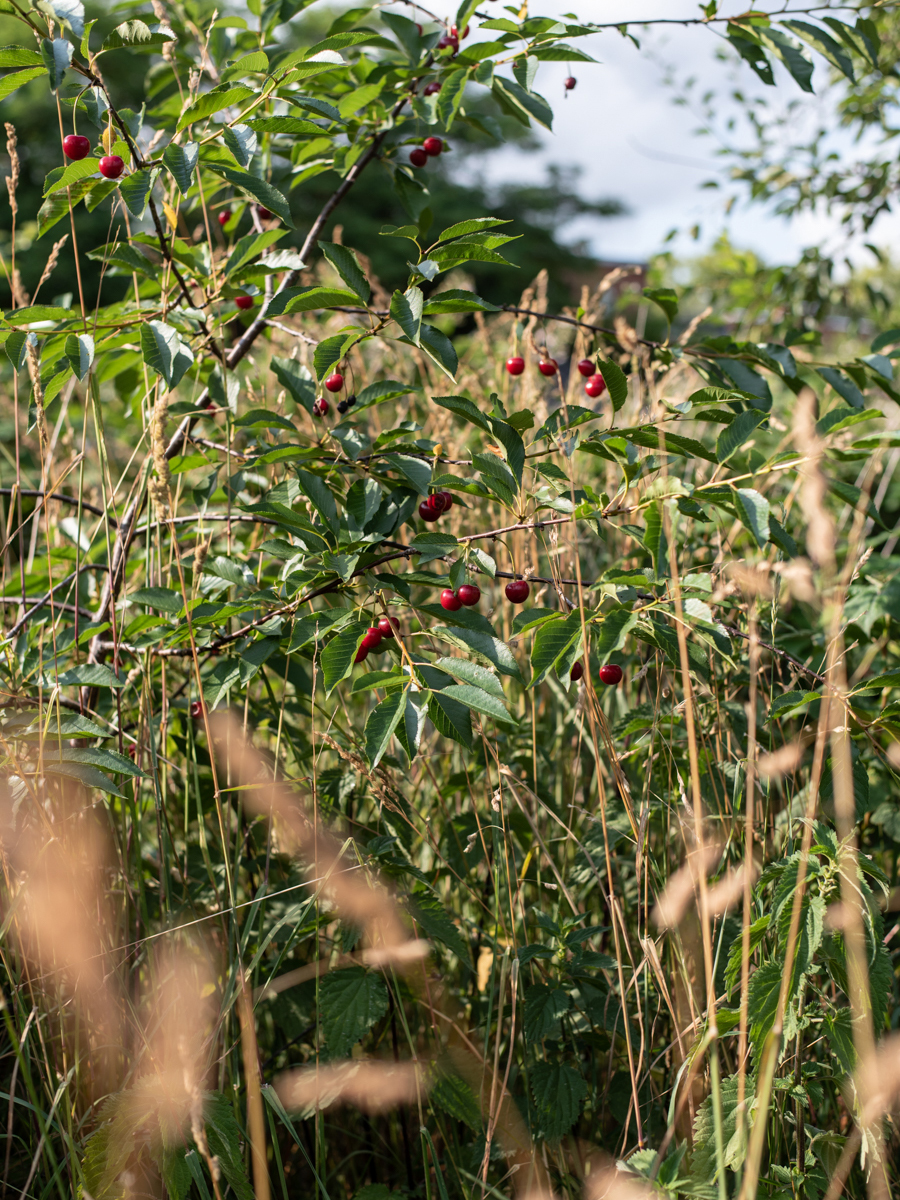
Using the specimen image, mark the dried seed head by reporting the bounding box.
[5,122,18,218]
[276,1061,423,1115]
[148,393,172,516]
[33,234,68,300]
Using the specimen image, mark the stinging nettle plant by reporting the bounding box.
[0,1,898,1198]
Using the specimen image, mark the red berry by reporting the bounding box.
[98,155,125,180]
[441,588,462,611]
[256,205,274,220]
[439,491,453,510]
[570,661,584,682]
[457,584,480,607]
[218,211,229,227]
[564,76,577,91]
[190,700,205,719]
[505,579,530,604]
[128,744,137,759]
[599,663,623,686]
[585,373,607,399]
[437,34,458,50]
[313,397,329,417]
[428,492,448,514]
[354,644,369,664]
[235,294,253,310]
[378,615,399,639]
[423,81,442,96]
[451,23,469,37]
[506,356,525,376]
[538,359,558,377]
[419,500,440,521]
[325,372,344,393]
[63,134,90,160]
[576,358,595,377]
[361,626,383,652]
[423,136,443,156]
[409,147,428,168]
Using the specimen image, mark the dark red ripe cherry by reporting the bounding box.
[437,34,458,50]
[235,294,253,310]
[419,500,440,521]
[190,700,204,719]
[325,372,344,393]
[409,148,428,168]
[538,359,558,377]
[441,588,462,611]
[313,397,329,417]
[599,663,623,686]
[361,626,383,652]
[256,205,274,220]
[585,373,607,399]
[428,492,448,514]
[506,356,525,376]
[439,491,453,510]
[570,661,584,682]
[564,76,577,91]
[423,81,442,96]
[457,584,480,607]
[378,615,399,639]
[505,579,530,604]
[423,136,443,156]
[63,134,90,160]
[218,211,229,227]
[451,23,469,37]
[98,155,125,180]
[354,644,369,664]
[577,358,595,377]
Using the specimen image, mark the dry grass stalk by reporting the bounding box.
[652,843,723,931]
[757,740,806,779]
[706,863,759,915]
[32,234,69,301]
[857,1033,900,1126]
[24,340,49,460]
[276,1061,423,1114]
[583,1152,655,1200]
[5,122,18,219]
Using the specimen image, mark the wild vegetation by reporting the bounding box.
[0,2,898,1200]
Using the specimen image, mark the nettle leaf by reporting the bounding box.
[410,891,470,962]
[318,241,370,303]
[525,985,570,1042]
[365,689,407,768]
[140,320,194,389]
[162,141,199,196]
[41,37,73,92]
[530,1062,587,1140]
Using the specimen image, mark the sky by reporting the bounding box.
[401,0,888,268]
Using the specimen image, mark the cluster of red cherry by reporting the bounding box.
[63,134,124,178]
[506,355,607,399]
[418,490,454,522]
[569,662,622,685]
[354,615,400,663]
[410,136,444,168]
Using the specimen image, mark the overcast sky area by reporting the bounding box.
[385,0,892,268]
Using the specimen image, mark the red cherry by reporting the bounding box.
[378,615,399,639]
[409,147,428,168]
[127,744,137,759]
[505,579,530,604]
[313,397,329,417]
[256,205,274,220]
[428,492,448,514]
[437,34,458,50]
[218,212,229,227]
[564,76,577,91]
[506,356,525,376]
[190,700,205,719]
[423,81,442,96]
[325,372,344,393]
[98,155,125,180]
[585,373,607,399]
[441,588,462,611]
[439,491,453,510]
[235,294,253,310]
[451,23,469,37]
[457,584,480,607]
[419,500,440,521]
[570,661,584,682]
[599,663,623,686]
[576,358,595,377]
[538,359,558,377]
[423,136,443,156]
[63,134,90,160]
[354,644,369,664]
[361,626,383,652]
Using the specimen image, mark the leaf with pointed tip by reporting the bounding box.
[390,286,423,345]
[162,141,198,196]
[365,690,408,768]
[118,168,157,217]
[101,20,176,50]
[204,163,294,227]
[140,320,194,389]
[597,358,628,412]
[734,488,770,548]
[65,333,94,380]
[321,621,368,694]
[318,241,370,303]
[41,37,72,92]
[716,409,765,462]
